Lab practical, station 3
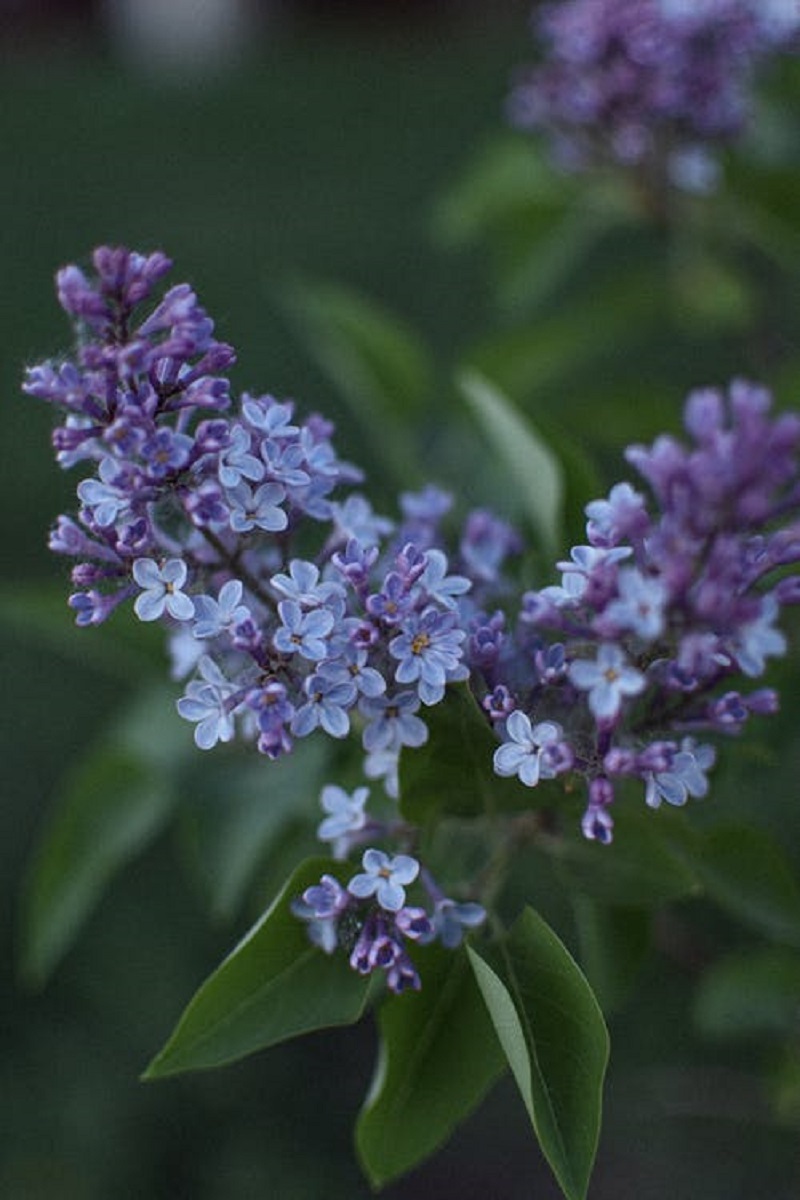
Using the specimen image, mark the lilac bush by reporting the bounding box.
[21,236,800,1198]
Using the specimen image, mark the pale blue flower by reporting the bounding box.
[77,457,128,527]
[217,423,264,488]
[177,657,238,749]
[493,710,564,787]
[227,480,287,533]
[419,549,471,609]
[729,594,786,677]
[133,557,195,622]
[433,899,487,948]
[317,785,370,852]
[603,567,667,641]
[644,739,716,808]
[569,642,645,720]
[360,691,428,753]
[291,673,356,738]
[270,559,345,609]
[192,579,251,639]
[273,600,335,661]
[347,848,420,913]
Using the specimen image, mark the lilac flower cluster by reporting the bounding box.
[24,247,508,986]
[293,794,485,993]
[486,380,800,842]
[23,248,514,793]
[508,0,799,191]
[26,247,800,989]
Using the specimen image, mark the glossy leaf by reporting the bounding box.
[399,681,537,825]
[356,944,506,1188]
[468,908,609,1200]
[690,825,800,948]
[693,947,800,1041]
[20,685,187,985]
[143,856,370,1079]
[458,370,564,555]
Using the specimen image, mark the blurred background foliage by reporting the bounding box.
[3,1,800,1196]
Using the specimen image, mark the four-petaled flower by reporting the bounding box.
[347,848,420,912]
[133,557,195,622]
[317,785,370,854]
[273,600,335,661]
[568,643,645,721]
[493,711,564,787]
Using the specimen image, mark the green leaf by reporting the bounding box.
[468,908,609,1200]
[143,857,370,1079]
[399,682,536,825]
[550,806,700,907]
[495,203,627,316]
[356,944,506,1188]
[181,737,331,920]
[693,947,800,1042]
[690,825,800,948]
[464,268,663,405]
[433,137,569,247]
[458,370,563,555]
[283,278,433,485]
[572,898,651,1015]
[20,685,187,985]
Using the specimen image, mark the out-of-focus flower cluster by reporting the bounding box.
[485,380,800,842]
[508,0,800,192]
[25,247,800,989]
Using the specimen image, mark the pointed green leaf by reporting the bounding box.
[20,685,187,985]
[182,737,331,919]
[143,857,370,1079]
[693,947,800,1042]
[399,682,537,825]
[458,370,563,555]
[468,908,609,1200]
[691,825,800,948]
[283,278,433,484]
[433,137,568,247]
[356,944,506,1188]
[550,806,700,906]
[572,898,651,1015]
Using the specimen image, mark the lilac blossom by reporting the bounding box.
[273,601,335,661]
[176,656,238,749]
[644,739,716,808]
[389,607,468,705]
[291,672,356,739]
[317,785,370,855]
[359,691,429,754]
[226,480,287,534]
[347,849,420,913]
[132,558,195,622]
[27,246,800,1000]
[192,579,251,639]
[493,712,566,787]
[568,644,646,721]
